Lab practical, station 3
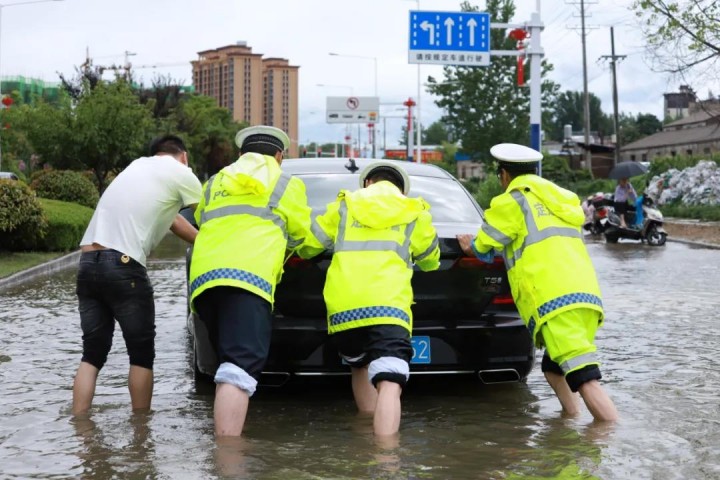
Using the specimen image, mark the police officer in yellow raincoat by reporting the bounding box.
[189,125,322,437]
[312,161,440,436]
[457,144,618,422]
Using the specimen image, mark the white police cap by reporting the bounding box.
[235,125,291,152]
[490,143,543,164]
[359,160,411,195]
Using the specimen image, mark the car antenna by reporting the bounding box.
[345,158,359,173]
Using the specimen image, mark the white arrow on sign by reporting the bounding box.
[444,17,455,46]
[467,18,477,46]
[420,21,435,45]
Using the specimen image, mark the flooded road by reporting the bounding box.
[1,236,719,479]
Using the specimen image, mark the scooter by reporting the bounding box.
[582,192,613,235]
[603,195,667,246]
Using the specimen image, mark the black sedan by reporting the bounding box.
[185,158,535,389]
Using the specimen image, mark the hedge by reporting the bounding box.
[36,198,94,251]
[31,170,99,208]
[0,179,47,251]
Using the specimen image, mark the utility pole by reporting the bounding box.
[580,0,592,176]
[600,26,626,167]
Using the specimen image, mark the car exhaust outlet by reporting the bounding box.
[478,368,521,384]
[259,372,291,388]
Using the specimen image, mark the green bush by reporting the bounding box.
[474,175,503,210]
[542,155,592,185]
[0,179,47,251]
[660,203,720,222]
[37,198,94,251]
[31,170,99,208]
[648,154,720,177]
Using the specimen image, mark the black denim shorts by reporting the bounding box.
[194,286,272,380]
[76,250,155,370]
[333,324,413,368]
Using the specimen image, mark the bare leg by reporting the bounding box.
[214,383,250,437]
[544,371,581,416]
[128,365,153,411]
[351,366,377,413]
[72,361,99,415]
[620,214,627,228]
[373,381,402,436]
[215,435,249,478]
[577,380,619,422]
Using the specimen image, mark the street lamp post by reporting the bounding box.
[328,52,378,157]
[0,0,64,172]
[404,0,422,163]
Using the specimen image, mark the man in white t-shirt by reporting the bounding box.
[72,134,202,415]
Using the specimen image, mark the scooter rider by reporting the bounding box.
[457,144,618,422]
[312,161,440,436]
[614,177,637,228]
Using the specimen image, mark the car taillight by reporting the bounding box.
[286,256,313,269]
[491,294,515,305]
[453,255,505,269]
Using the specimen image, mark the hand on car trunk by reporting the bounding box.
[456,234,475,257]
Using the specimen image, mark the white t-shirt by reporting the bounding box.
[80,155,202,266]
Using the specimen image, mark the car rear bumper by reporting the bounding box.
[189,313,536,386]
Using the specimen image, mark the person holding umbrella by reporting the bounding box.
[608,161,647,228]
[613,178,637,228]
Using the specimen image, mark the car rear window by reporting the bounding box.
[296,174,483,223]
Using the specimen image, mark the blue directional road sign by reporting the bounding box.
[408,10,491,66]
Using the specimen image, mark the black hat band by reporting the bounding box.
[242,134,285,151]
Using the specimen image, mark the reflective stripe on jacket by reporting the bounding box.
[189,153,318,308]
[314,181,440,335]
[472,174,603,344]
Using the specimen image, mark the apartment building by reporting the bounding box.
[192,42,299,156]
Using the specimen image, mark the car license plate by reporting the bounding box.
[411,336,431,364]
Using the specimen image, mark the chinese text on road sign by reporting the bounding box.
[408,10,490,66]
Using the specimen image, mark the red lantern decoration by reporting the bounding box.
[1,96,13,107]
[508,28,528,42]
[508,29,529,87]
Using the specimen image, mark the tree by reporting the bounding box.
[618,112,662,145]
[423,120,451,145]
[137,75,186,120]
[171,95,246,179]
[632,1,720,78]
[399,120,418,147]
[1,96,78,174]
[74,80,154,193]
[547,91,614,143]
[426,0,560,166]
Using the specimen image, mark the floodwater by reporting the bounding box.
[1,236,719,479]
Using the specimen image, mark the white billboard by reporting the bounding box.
[326,96,380,124]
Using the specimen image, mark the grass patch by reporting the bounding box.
[0,251,66,278]
[661,203,720,222]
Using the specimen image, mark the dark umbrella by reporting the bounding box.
[608,161,648,179]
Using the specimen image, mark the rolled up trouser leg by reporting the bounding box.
[214,362,258,397]
[368,356,410,389]
[541,308,604,392]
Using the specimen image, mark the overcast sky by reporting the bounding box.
[1,0,714,147]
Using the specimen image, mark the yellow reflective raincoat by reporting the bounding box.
[471,174,603,344]
[189,153,320,309]
[313,181,440,335]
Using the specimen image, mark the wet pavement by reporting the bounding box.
[1,236,719,479]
